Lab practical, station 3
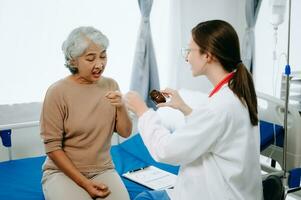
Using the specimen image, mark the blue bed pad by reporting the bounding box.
[0,134,179,200]
[259,120,284,151]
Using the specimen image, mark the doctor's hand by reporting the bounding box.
[82,180,110,199]
[105,90,124,108]
[157,88,192,116]
[124,91,149,117]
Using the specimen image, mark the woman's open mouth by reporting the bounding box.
[92,70,102,78]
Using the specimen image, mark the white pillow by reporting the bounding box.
[156,89,207,132]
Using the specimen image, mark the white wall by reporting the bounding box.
[0,0,247,102]
[167,0,246,93]
[0,0,170,105]
[290,1,301,74]
[0,0,137,104]
[254,0,301,97]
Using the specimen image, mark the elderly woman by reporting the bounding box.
[40,26,132,200]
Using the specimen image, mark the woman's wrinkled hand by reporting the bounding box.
[82,180,110,199]
[105,90,124,108]
[124,91,148,117]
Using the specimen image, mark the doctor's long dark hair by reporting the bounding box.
[192,20,258,126]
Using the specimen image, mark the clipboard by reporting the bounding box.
[122,166,177,190]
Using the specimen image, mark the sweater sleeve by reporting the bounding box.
[111,78,120,91]
[40,85,65,153]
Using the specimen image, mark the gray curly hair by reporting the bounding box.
[62,26,109,74]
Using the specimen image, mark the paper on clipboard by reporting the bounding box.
[122,166,177,190]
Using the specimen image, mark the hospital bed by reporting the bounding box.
[1,91,301,199]
[258,92,301,199]
[258,91,301,190]
[0,102,178,200]
[0,130,178,200]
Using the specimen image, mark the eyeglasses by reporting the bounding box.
[181,47,200,59]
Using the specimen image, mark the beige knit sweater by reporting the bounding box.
[40,76,119,173]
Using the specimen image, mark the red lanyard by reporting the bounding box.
[209,72,235,98]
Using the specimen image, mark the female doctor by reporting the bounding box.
[125,20,263,200]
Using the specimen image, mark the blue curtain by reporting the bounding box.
[129,0,160,109]
[242,0,262,73]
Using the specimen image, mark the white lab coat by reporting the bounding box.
[138,85,263,200]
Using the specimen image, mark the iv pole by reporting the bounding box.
[283,0,301,197]
[282,0,291,180]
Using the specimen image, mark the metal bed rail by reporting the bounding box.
[0,121,40,161]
